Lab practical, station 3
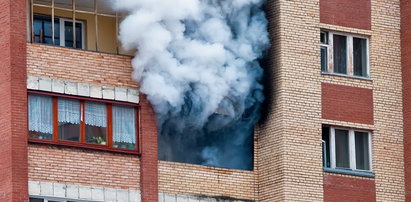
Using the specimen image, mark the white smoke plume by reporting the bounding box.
[115,0,269,170]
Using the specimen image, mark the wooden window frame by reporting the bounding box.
[321,30,370,78]
[324,126,372,172]
[28,90,141,155]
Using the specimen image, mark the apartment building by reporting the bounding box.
[0,0,409,201]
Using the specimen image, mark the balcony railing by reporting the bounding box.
[27,0,134,55]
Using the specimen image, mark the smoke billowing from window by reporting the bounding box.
[115,0,269,170]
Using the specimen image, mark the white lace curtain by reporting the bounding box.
[28,94,53,134]
[85,101,107,127]
[113,105,136,144]
[58,98,80,124]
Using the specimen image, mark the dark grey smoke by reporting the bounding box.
[115,0,269,170]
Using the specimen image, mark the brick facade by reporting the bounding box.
[139,95,159,202]
[258,0,404,201]
[322,83,374,125]
[27,43,137,89]
[0,0,29,201]
[320,0,371,30]
[28,144,140,190]
[2,0,408,201]
[324,175,376,202]
[158,161,257,201]
[402,0,411,201]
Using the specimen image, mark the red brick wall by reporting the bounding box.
[139,95,158,202]
[322,83,373,125]
[402,0,411,201]
[323,175,376,202]
[28,144,140,189]
[320,0,371,30]
[0,0,29,201]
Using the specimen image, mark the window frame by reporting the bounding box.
[325,126,372,172]
[59,17,86,49]
[321,31,370,78]
[28,90,141,155]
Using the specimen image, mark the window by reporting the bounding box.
[33,15,84,49]
[321,31,369,78]
[28,92,139,153]
[322,126,372,172]
[320,31,328,72]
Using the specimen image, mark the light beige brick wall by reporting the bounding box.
[321,1,404,201]
[259,0,404,201]
[369,0,404,200]
[158,161,257,201]
[258,0,323,201]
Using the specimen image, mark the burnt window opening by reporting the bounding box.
[320,31,369,78]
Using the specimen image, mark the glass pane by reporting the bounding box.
[76,0,95,12]
[113,105,136,150]
[321,46,328,72]
[33,15,60,45]
[353,37,368,77]
[322,126,330,168]
[85,102,107,145]
[58,98,80,141]
[335,129,350,168]
[28,94,53,140]
[55,0,72,9]
[97,0,115,15]
[321,32,328,44]
[64,21,83,49]
[33,0,51,5]
[333,34,347,74]
[355,131,370,170]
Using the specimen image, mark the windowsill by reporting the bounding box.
[29,138,140,156]
[323,167,375,178]
[321,72,373,81]
[28,42,134,58]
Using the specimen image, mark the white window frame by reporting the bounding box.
[321,31,370,78]
[329,126,372,172]
[59,18,86,49]
[320,31,329,72]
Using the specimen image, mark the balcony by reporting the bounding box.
[27,0,135,56]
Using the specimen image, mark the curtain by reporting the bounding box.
[58,98,80,124]
[85,101,107,127]
[28,94,53,134]
[113,105,136,144]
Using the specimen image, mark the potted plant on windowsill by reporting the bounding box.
[91,136,107,145]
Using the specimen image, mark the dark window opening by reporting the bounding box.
[353,37,368,77]
[333,34,347,74]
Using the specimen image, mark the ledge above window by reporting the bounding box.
[323,167,375,178]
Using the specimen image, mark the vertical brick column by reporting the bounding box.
[139,95,158,202]
[0,0,28,201]
[402,1,411,201]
